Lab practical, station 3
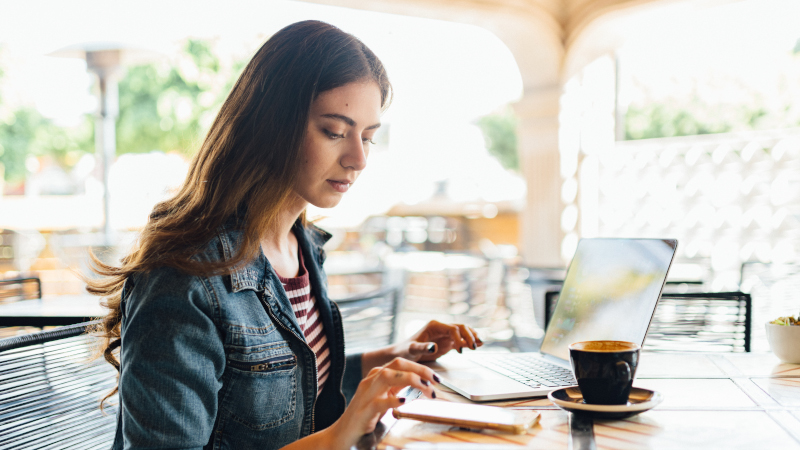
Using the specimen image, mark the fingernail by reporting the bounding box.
[472,343,477,350]
[399,397,406,403]
[432,391,437,399]
[427,343,436,353]
[433,374,441,383]
[457,347,462,354]
[421,379,430,386]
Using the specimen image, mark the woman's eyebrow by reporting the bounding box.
[321,113,381,130]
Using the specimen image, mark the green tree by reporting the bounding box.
[623,57,800,141]
[0,109,94,184]
[0,39,243,187]
[116,39,243,155]
[0,46,93,185]
[477,107,519,172]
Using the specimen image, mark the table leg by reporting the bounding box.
[569,413,596,450]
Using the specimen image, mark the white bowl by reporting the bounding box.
[765,323,800,364]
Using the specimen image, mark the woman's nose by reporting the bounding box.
[341,137,367,171]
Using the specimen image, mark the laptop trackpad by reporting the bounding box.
[428,358,532,398]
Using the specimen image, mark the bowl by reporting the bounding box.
[765,323,800,364]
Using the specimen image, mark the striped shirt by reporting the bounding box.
[276,250,330,396]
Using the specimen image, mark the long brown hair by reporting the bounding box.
[89,20,391,405]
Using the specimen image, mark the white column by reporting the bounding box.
[513,86,563,267]
[559,54,617,260]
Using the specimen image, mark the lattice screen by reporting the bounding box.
[589,130,800,288]
[576,130,800,350]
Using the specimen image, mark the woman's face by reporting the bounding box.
[293,81,382,209]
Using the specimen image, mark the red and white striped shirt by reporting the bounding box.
[276,250,330,397]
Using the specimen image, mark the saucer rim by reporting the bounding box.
[547,386,663,413]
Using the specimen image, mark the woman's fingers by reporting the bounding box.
[457,324,479,350]
[368,358,439,398]
[406,341,437,360]
[409,320,484,359]
[443,325,469,353]
[338,359,442,444]
[376,369,435,398]
[470,325,484,346]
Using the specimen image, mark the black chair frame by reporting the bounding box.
[0,320,118,449]
[543,290,752,352]
[335,285,402,353]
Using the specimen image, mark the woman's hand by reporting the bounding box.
[360,321,483,376]
[328,357,438,448]
[397,320,483,362]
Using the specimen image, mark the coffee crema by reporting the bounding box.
[569,341,640,352]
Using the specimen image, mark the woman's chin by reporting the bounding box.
[311,197,343,209]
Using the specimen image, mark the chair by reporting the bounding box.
[0,320,118,449]
[325,269,385,298]
[335,286,402,355]
[401,256,506,328]
[502,266,565,351]
[543,290,752,352]
[0,276,42,304]
[739,261,800,352]
[0,276,45,337]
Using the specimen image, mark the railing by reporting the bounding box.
[586,128,800,290]
[0,277,42,304]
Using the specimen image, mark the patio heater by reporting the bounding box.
[50,43,160,246]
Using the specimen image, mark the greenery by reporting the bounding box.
[477,107,519,172]
[624,96,773,140]
[116,39,244,155]
[0,47,94,185]
[0,40,245,187]
[624,49,800,140]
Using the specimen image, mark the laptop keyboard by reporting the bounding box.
[474,353,577,389]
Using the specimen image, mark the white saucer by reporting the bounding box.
[548,386,663,419]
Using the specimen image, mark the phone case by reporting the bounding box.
[392,400,540,434]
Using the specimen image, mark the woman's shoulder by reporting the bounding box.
[126,264,208,302]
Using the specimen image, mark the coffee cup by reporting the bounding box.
[568,340,640,405]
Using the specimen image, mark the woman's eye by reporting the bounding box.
[324,129,345,139]
[362,137,376,145]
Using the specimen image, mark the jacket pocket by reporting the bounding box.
[221,342,298,430]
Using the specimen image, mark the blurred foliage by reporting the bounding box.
[624,94,777,140]
[625,50,800,140]
[117,39,244,155]
[0,46,94,184]
[0,40,245,185]
[477,107,519,172]
[0,109,93,183]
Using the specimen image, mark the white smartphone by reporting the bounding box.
[392,399,540,434]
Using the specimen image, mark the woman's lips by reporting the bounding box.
[327,180,352,193]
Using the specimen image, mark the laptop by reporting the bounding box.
[429,238,678,401]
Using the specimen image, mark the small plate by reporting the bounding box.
[547,386,663,419]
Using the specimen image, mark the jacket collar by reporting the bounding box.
[217,217,331,294]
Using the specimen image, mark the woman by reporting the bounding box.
[89,20,482,450]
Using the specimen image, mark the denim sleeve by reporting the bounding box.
[342,352,363,404]
[119,268,225,450]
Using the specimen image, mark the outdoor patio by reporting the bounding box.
[2,0,800,448]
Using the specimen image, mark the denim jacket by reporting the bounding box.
[112,218,363,450]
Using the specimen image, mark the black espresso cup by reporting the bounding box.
[569,341,640,405]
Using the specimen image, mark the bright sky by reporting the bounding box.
[0,0,523,125]
[0,0,526,229]
[620,0,800,108]
[4,0,798,231]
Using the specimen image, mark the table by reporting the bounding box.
[372,352,800,449]
[0,295,105,326]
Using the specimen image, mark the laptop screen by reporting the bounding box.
[539,238,678,362]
